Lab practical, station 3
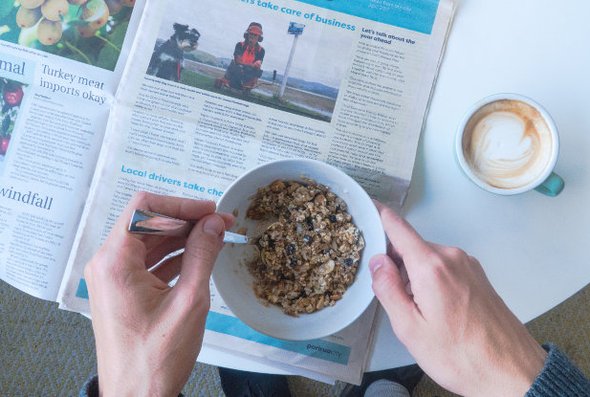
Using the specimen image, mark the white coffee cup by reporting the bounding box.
[455,93,564,196]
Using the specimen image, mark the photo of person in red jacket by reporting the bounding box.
[215,22,265,93]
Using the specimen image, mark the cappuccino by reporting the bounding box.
[461,99,554,190]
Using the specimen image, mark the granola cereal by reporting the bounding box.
[246,179,365,316]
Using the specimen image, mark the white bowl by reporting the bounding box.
[212,159,386,340]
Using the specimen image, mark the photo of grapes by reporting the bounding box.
[0,78,25,162]
[0,0,136,71]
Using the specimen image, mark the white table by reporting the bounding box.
[200,0,590,372]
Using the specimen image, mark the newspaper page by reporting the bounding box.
[58,0,455,383]
[0,0,145,300]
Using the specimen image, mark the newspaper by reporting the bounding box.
[0,0,454,385]
[0,0,146,300]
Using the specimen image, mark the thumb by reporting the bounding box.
[370,254,418,326]
[175,214,225,295]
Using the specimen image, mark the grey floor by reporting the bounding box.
[1,279,589,396]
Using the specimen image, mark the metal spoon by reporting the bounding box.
[128,209,249,244]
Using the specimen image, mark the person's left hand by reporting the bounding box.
[84,192,234,397]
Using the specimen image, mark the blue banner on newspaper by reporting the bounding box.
[206,311,351,365]
[76,278,88,299]
[293,0,440,34]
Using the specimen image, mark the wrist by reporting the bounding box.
[96,347,156,397]
[97,362,143,397]
[98,370,169,397]
[480,336,547,397]
[97,344,187,397]
[510,342,547,397]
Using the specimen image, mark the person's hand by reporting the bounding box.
[84,192,234,397]
[370,203,547,397]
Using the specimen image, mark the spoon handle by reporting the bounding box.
[128,209,248,244]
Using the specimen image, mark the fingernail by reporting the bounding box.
[203,215,224,236]
[369,256,384,275]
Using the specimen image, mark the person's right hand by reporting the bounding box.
[370,203,547,397]
[84,192,233,397]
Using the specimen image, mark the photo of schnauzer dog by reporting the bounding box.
[147,23,201,82]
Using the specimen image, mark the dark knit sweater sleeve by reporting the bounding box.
[526,344,590,396]
[79,375,99,397]
[79,375,185,397]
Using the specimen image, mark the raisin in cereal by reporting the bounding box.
[246,180,365,316]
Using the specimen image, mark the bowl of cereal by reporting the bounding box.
[212,159,386,340]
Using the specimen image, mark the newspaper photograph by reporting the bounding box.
[146,0,353,123]
[0,77,26,167]
[1,0,137,70]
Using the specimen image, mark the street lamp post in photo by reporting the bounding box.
[279,22,305,98]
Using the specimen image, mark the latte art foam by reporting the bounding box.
[462,100,554,189]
